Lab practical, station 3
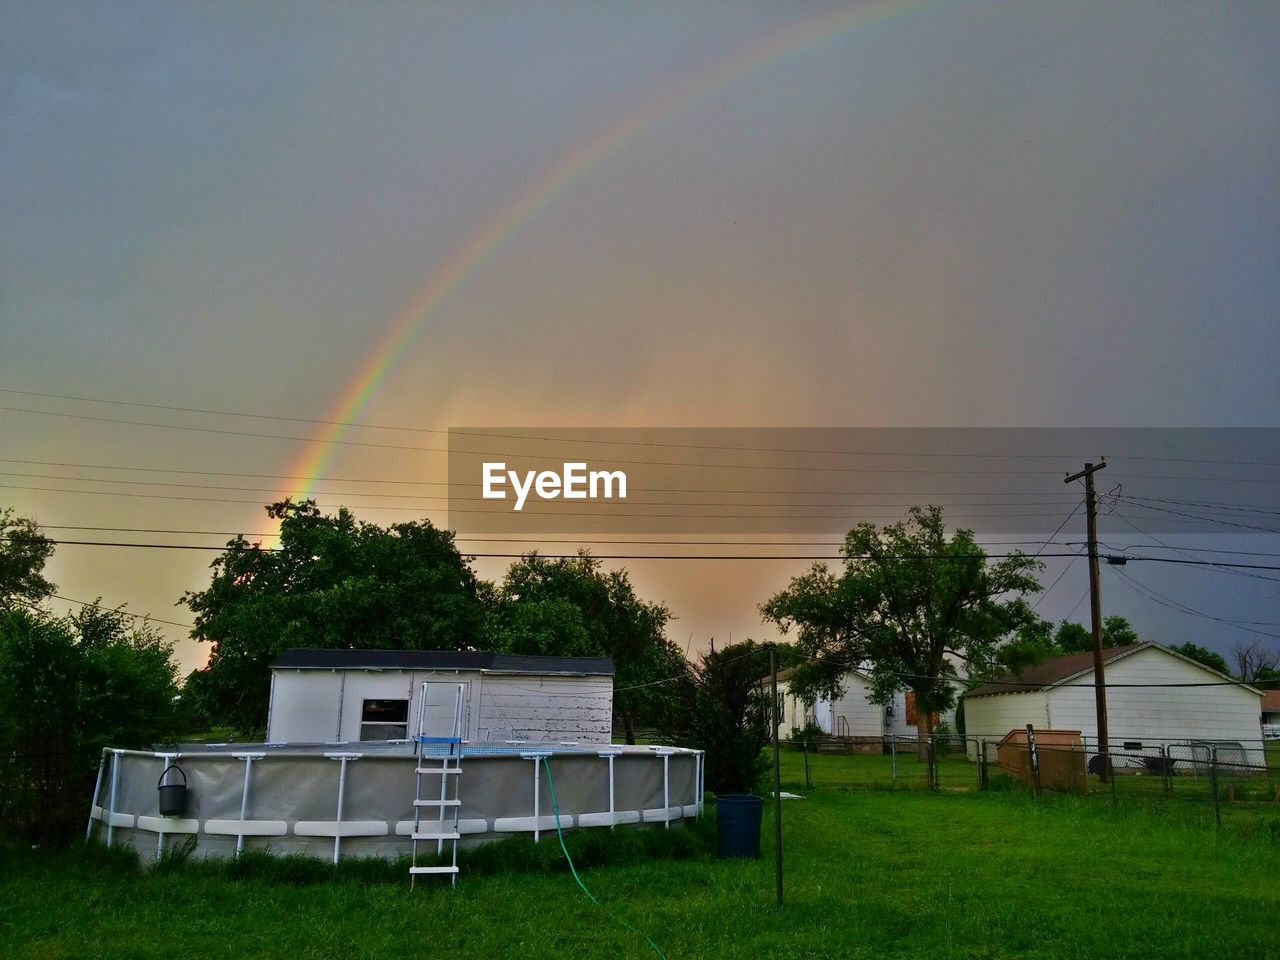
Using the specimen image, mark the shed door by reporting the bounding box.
[418,681,471,740]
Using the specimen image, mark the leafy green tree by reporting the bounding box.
[0,508,55,609]
[181,500,488,735]
[762,506,1042,774]
[486,551,688,741]
[656,639,772,794]
[0,603,181,845]
[1168,641,1231,676]
[1052,615,1139,654]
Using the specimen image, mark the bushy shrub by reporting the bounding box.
[789,721,825,750]
[656,640,772,795]
[0,605,182,845]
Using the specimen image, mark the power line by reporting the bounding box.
[0,457,1106,495]
[8,535,1280,568]
[1107,566,1280,641]
[0,483,1092,520]
[7,388,1280,469]
[1032,555,1083,612]
[1121,494,1280,517]
[0,470,1084,509]
[1,537,1091,560]
[19,592,196,631]
[1108,510,1280,584]
[6,405,1280,481]
[27,521,1280,559]
[1111,495,1280,533]
[30,525,1095,550]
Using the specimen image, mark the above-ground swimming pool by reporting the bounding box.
[87,740,704,864]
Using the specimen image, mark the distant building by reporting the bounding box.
[266,648,615,744]
[1262,690,1280,740]
[778,667,961,745]
[961,642,1263,754]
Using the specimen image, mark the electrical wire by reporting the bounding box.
[0,470,1084,509]
[15,592,196,630]
[0,483,1092,520]
[6,404,1280,481]
[10,536,1279,568]
[6,387,1280,468]
[0,457,1153,497]
[1107,566,1280,640]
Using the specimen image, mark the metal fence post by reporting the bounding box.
[1209,746,1221,829]
[803,732,814,793]
[890,736,897,782]
[1161,745,1171,798]
[1026,725,1042,800]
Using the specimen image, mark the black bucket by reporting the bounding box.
[715,794,763,859]
[157,764,188,817]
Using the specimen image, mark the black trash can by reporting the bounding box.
[715,794,763,859]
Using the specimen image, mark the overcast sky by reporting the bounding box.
[2,1,1278,673]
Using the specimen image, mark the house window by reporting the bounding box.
[360,699,409,740]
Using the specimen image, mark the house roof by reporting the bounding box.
[1262,690,1280,713]
[270,648,614,676]
[964,644,1146,697]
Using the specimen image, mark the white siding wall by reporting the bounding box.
[476,674,613,743]
[267,670,345,742]
[1044,647,1262,744]
[782,675,962,738]
[962,690,1049,757]
[267,669,614,744]
[829,675,890,737]
[962,647,1264,755]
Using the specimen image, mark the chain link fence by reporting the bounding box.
[783,731,1280,835]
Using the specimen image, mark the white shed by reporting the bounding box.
[266,649,615,744]
[961,642,1263,753]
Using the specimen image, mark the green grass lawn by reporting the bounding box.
[1,751,1277,960]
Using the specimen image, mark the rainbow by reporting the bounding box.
[285,0,962,507]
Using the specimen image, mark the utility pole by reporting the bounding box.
[769,643,783,907]
[1064,460,1110,783]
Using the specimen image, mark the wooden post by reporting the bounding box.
[1065,460,1111,783]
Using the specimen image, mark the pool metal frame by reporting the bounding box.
[87,741,705,864]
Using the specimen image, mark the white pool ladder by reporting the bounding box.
[409,682,466,888]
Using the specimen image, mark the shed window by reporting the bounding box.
[360,699,409,740]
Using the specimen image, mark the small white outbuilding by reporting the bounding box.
[266,648,615,744]
[779,668,960,742]
[961,642,1263,751]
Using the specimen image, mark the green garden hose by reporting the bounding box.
[541,757,667,960]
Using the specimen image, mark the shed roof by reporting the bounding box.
[964,642,1262,698]
[270,648,614,676]
[964,644,1146,697]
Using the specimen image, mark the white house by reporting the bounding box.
[961,642,1263,755]
[266,648,615,744]
[779,668,961,743]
